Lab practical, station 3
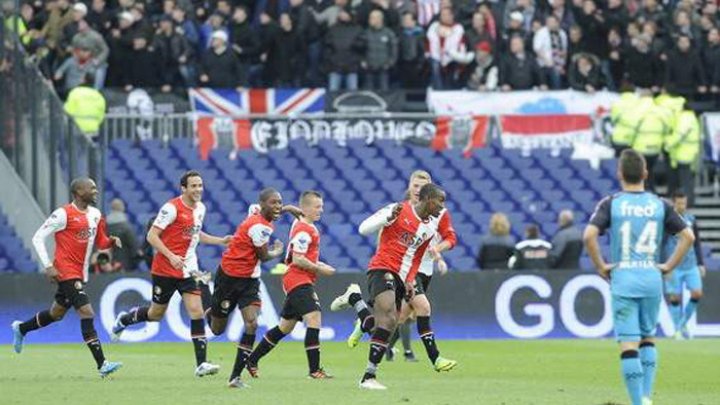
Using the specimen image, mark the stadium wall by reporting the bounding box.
[1,272,718,344]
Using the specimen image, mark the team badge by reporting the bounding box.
[154,286,162,295]
[221,300,230,309]
[384,272,394,281]
[74,281,83,290]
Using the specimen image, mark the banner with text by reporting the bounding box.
[428,90,619,115]
[195,116,489,158]
[499,115,596,152]
[1,272,718,344]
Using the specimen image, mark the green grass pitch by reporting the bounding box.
[2,339,719,405]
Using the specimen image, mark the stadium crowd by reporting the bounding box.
[2,0,719,96]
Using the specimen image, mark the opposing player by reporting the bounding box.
[111,170,230,377]
[663,191,705,339]
[353,170,457,371]
[206,188,292,388]
[238,190,336,386]
[331,183,449,390]
[584,150,694,405]
[12,178,122,377]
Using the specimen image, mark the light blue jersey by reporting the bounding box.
[663,213,699,270]
[590,192,687,298]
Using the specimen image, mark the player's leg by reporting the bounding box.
[246,317,296,375]
[663,272,683,338]
[613,295,644,405]
[12,299,68,354]
[303,311,331,378]
[360,287,397,389]
[411,293,456,371]
[228,280,262,382]
[638,296,662,404]
[680,269,703,337]
[76,303,122,377]
[387,301,415,361]
[112,276,173,340]
[182,289,219,376]
[331,283,375,347]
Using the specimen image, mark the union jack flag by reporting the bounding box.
[188,88,326,115]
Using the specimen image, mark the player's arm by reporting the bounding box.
[583,196,614,279]
[249,223,283,262]
[95,217,121,250]
[199,231,232,246]
[282,204,304,219]
[659,202,695,273]
[289,231,335,276]
[358,203,401,235]
[692,221,706,276]
[146,203,184,269]
[32,208,67,280]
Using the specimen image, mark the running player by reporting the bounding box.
[663,190,705,340]
[330,183,449,390]
[111,170,230,377]
[353,170,457,371]
[12,178,122,377]
[584,149,694,405]
[207,188,294,388]
[238,190,335,386]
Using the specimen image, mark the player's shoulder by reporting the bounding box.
[87,206,103,219]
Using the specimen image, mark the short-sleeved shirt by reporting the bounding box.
[589,191,687,297]
[220,213,274,278]
[662,213,702,270]
[150,197,206,279]
[283,220,321,294]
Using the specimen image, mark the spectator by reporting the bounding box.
[40,0,74,50]
[361,9,397,90]
[670,9,701,47]
[637,0,666,36]
[504,0,535,33]
[289,0,321,85]
[324,9,363,91]
[465,11,495,51]
[171,6,200,50]
[501,10,527,53]
[153,15,195,90]
[604,0,629,33]
[199,13,227,49]
[107,198,140,272]
[356,0,400,29]
[106,11,135,87]
[533,14,568,89]
[548,210,583,269]
[258,12,282,86]
[547,0,576,32]
[313,0,350,28]
[606,27,624,88]
[398,11,426,89]
[87,0,113,37]
[200,30,245,88]
[270,13,306,87]
[125,36,161,90]
[64,72,106,136]
[702,28,720,93]
[567,25,587,64]
[59,2,88,53]
[128,5,155,42]
[477,213,515,270]
[509,224,552,270]
[466,41,498,91]
[568,53,604,92]
[500,35,546,91]
[427,7,466,89]
[215,0,233,19]
[574,0,607,60]
[626,34,662,91]
[665,34,707,98]
[229,6,261,87]
[70,19,109,89]
[642,21,666,57]
[54,45,96,95]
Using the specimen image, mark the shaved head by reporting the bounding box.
[559,210,574,226]
[70,177,94,198]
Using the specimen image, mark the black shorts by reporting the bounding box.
[211,266,261,318]
[55,279,90,309]
[281,284,321,321]
[413,273,433,296]
[367,270,405,312]
[152,275,200,305]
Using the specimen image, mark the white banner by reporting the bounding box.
[703,113,720,164]
[427,90,620,115]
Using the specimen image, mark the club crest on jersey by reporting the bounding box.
[74,281,83,290]
[221,300,230,309]
[384,272,394,281]
[154,286,162,295]
[399,232,427,248]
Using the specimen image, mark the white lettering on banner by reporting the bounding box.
[496,275,554,338]
[559,275,612,338]
[501,131,594,151]
[250,119,437,153]
[100,278,159,342]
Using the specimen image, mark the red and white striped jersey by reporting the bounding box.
[362,201,443,283]
[283,219,320,294]
[220,213,274,278]
[32,203,113,282]
[418,209,457,276]
[151,197,206,279]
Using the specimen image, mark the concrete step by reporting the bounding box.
[689,207,720,217]
[697,220,720,229]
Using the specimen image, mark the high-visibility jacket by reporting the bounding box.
[666,110,701,167]
[632,103,671,156]
[64,86,106,135]
[610,93,640,147]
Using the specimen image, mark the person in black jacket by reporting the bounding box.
[549,210,584,270]
[153,15,195,89]
[324,9,363,90]
[199,30,245,88]
[702,28,720,93]
[509,224,552,270]
[270,13,306,87]
[126,36,162,90]
[568,53,605,92]
[229,6,262,87]
[477,213,515,270]
[665,34,707,98]
[500,35,546,90]
[397,11,426,89]
[625,34,662,91]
